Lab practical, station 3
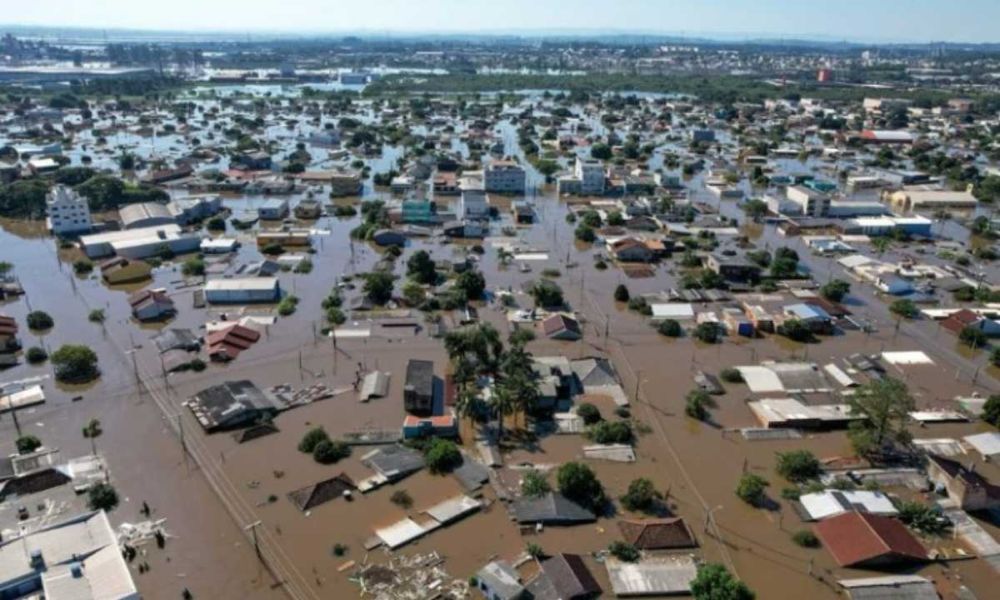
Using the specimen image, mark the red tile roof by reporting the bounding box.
[0,315,17,336]
[618,518,697,550]
[206,324,261,360]
[814,512,927,567]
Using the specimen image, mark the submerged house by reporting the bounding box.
[187,380,281,432]
[403,359,435,415]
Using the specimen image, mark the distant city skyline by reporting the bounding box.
[3,0,1000,44]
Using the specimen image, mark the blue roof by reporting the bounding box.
[785,303,831,321]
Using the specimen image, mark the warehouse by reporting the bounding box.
[204,277,281,304]
[79,225,202,259]
[119,202,176,229]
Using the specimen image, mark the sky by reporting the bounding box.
[4,0,1000,44]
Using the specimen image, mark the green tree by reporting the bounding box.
[26,311,54,330]
[576,402,602,425]
[691,563,755,600]
[16,435,42,454]
[620,477,661,512]
[982,395,1000,428]
[298,427,329,453]
[521,469,551,498]
[588,420,633,444]
[50,345,99,383]
[82,418,103,456]
[820,279,850,302]
[692,322,719,344]
[556,462,605,511]
[590,143,612,160]
[181,257,205,277]
[890,299,919,319]
[25,347,47,364]
[455,269,486,300]
[425,438,462,474]
[657,319,682,337]
[777,319,812,342]
[88,482,120,511]
[775,450,821,482]
[530,279,564,308]
[608,541,640,562]
[735,473,769,506]
[363,271,395,304]
[614,284,630,302]
[959,326,988,349]
[846,378,914,458]
[406,250,437,284]
[313,440,351,464]
[685,389,715,421]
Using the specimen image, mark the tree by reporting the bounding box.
[847,378,914,458]
[620,477,661,512]
[298,427,329,453]
[181,257,205,277]
[574,224,596,243]
[591,143,612,160]
[735,473,769,506]
[791,530,821,548]
[530,280,564,308]
[614,284,630,302]
[657,319,682,337]
[455,269,486,300]
[820,279,850,302]
[406,250,437,284]
[50,345,99,383]
[588,420,633,444]
[896,500,951,535]
[557,462,605,511]
[777,319,812,342]
[88,482,120,511]
[959,326,988,349]
[692,322,719,344]
[576,402,602,425]
[82,418,103,456]
[769,257,798,278]
[16,435,42,454]
[608,541,640,562]
[890,299,919,319]
[685,389,714,421]
[26,347,48,364]
[88,309,105,323]
[521,469,551,498]
[425,438,462,474]
[26,310,53,330]
[691,563,755,600]
[363,271,395,304]
[402,280,425,307]
[775,450,820,482]
[720,368,742,383]
[313,440,351,464]
[983,395,1000,428]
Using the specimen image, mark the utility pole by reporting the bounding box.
[245,521,263,560]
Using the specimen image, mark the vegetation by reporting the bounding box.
[425,438,462,474]
[313,439,351,464]
[576,402,602,425]
[390,489,413,509]
[613,284,630,302]
[847,378,915,458]
[620,477,661,512]
[983,395,1000,428]
[959,325,988,349]
[277,295,299,316]
[692,322,720,344]
[720,368,742,383]
[73,259,94,275]
[657,319,682,337]
[16,435,42,454]
[88,309,105,323]
[529,279,564,308]
[298,427,330,453]
[607,541,640,562]
[363,271,395,304]
[455,269,486,300]
[26,310,54,330]
[690,563,755,600]
[890,298,919,319]
[50,344,99,382]
[775,450,821,482]
[685,389,715,421]
[88,482,120,512]
[587,420,633,444]
[406,250,438,284]
[26,346,48,364]
[556,461,606,512]
[819,279,850,302]
[791,530,821,548]
[521,469,551,498]
[777,319,812,342]
[181,257,205,277]
[735,473,769,506]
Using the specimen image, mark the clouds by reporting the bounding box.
[3,0,997,43]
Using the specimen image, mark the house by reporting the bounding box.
[963,432,1000,460]
[168,195,222,224]
[287,474,356,511]
[484,160,526,193]
[402,414,458,439]
[617,518,697,550]
[204,277,280,304]
[814,512,928,568]
[558,157,605,196]
[187,380,280,432]
[786,185,831,217]
[257,199,289,220]
[0,511,138,600]
[541,314,582,341]
[152,328,201,353]
[512,201,535,224]
[45,185,91,235]
[443,220,486,239]
[511,492,596,525]
[79,225,202,259]
[798,490,899,521]
[141,164,193,185]
[460,185,489,219]
[605,556,697,597]
[206,324,261,361]
[372,229,407,247]
[401,199,436,224]
[609,238,653,262]
[926,454,1000,511]
[859,130,915,145]
[838,575,938,600]
[783,303,834,333]
[874,276,914,296]
[476,561,525,600]
[232,151,272,171]
[404,359,435,415]
[525,554,601,600]
[941,309,1000,338]
[293,199,323,219]
[128,289,175,321]
[0,315,20,353]
[705,253,762,283]
[362,445,425,482]
[888,188,977,212]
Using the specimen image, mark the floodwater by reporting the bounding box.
[2,93,1000,599]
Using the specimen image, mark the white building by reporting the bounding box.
[79,224,202,259]
[557,157,605,196]
[786,186,831,217]
[484,160,526,193]
[45,185,91,235]
[458,179,488,219]
[204,277,281,304]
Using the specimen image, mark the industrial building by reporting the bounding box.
[79,225,202,259]
[204,277,281,304]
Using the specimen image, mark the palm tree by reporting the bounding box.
[82,418,103,456]
[490,382,517,442]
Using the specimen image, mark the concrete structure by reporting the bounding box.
[257,199,289,220]
[45,185,91,235]
[926,454,1000,511]
[484,160,526,193]
[168,195,222,224]
[605,556,697,597]
[557,157,605,196]
[476,561,524,600]
[119,202,175,230]
[459,183,489,219]
[79,225,202,259]
[799,490,898,521]
[888,188,977,212]
[0,510,138,600]
[787,185,831,217]
[187,380,280,432]
[838,576,938,600]
[403,359,434,415]
[204,277,280,304]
